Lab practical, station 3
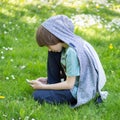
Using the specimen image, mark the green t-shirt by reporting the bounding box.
[61,47,80,99]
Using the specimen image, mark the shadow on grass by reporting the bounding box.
[80,2,120,20]
[1,1,120,25]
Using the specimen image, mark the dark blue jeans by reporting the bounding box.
[33,51,76,105]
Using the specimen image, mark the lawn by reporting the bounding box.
[0,0,120,120]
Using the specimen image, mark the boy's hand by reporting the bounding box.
[36,77,47,84]
[28,80,44,89]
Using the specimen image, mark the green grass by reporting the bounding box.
[0,0,120,120]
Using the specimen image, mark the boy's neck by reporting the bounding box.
[62,43,68,48]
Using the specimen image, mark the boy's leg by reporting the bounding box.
[33,90,76,105]
[47,51,62,84]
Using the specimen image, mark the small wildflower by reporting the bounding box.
[5,47,8,51]
[86,4,89,8]
[6,77,9,80]
[3,24,6,28]
[0,96,5,99]
[1,51,4,54]
[31,118,35,120]
[1,56,5,59]
[20,65,26,69]
[19,117,21,120]
[8,47,13,51]
[11,75,15,80]
[15,37,18,41]
[109,44,113,49]
[111,70,114,74]
[3,114,7,117]
[10,59,14,62]
[4,47,7,50]
[111,28,115,32]
[96,4,100,8]
[24,116,29,120]
[9,21,12,24]
[3,46,6,49]
[4,31,7,34]
[3,47,13,51]
[106,4,109,8]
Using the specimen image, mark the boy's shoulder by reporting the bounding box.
[66,47,76,54]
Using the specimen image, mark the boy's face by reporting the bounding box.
[47,43,65,52]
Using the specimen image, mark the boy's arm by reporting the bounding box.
[29,76,76,90]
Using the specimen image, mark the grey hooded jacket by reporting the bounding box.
[42,15,108,108]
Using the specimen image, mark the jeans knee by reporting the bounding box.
[32,91,40,101]
[32,90,44,104]
[32,91,38,101]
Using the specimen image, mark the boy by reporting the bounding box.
[28,15,108,108]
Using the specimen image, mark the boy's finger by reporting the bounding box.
[28,80,35,84]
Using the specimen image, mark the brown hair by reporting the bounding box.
[36,26,61,47]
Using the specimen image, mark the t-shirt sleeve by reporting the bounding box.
[65,48,80,76]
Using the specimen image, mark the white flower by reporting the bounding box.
[8,47,13,51]
[5,48,9,51]
[10,59,14,62]
[31,118,35,120]
[4,31,7,34]
[6,77,9,80]
[111,28,115,32]
[1,56,5,59]
[18,117,21,120]
[3,47,8,50]
[24,116,29,120]
[11,75,15,80]
[9,21,12,24]
[1,51,4,54]
[20,65,26,69]
[3,47,13,51]
[3,46,5,49]
[15,37,18,41]
[3,24,6,28]
[2,114,7,117]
